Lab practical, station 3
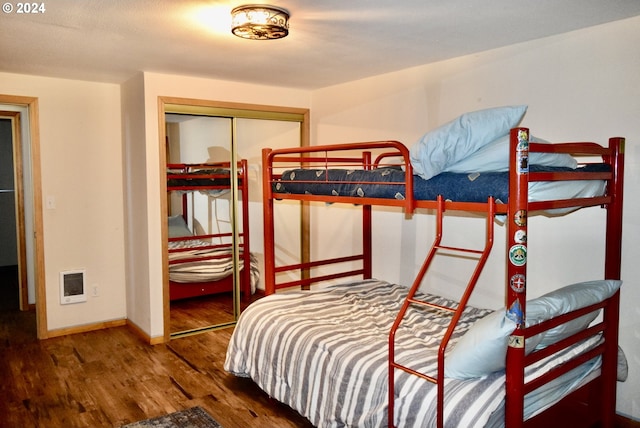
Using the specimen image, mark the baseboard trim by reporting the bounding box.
[46,318,127,339]
[126,319,165,345]
[43,317,165,345]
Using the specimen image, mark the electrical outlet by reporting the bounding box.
[92,285,99,297]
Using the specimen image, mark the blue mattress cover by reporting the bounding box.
[273,164,609,203]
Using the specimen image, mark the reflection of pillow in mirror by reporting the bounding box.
[168,215,192,238]
[444,134,577,173]
[409,105,527,180]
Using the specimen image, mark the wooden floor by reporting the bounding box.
[0,307,313,428]
[170,292,245,335]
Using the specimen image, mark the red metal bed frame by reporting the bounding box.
[166,160,252,301]
[261,127,625,428]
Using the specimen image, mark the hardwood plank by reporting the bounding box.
[169,291,259,335]
[169,293,236,333]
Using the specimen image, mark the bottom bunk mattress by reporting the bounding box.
[224,279,605,428]
[168,240,259,293]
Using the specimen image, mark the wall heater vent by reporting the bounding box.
[60,269,87,304]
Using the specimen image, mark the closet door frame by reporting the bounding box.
[158,97,310,341]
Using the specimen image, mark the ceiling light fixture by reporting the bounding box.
[231,4,290,40]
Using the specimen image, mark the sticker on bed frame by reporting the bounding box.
[514,210,527,226]
[508,335,525,349]
[506,298,524,325]
[510,274,526,293]
[514,230,527,244]
[509,244,527,266]
[517,152,529,174]
[516,129,529,151]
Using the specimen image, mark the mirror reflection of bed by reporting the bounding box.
[166,186,257,333]
[165,114,244,335]
[164,108,306,337]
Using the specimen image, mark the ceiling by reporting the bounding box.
[2,0,640,90]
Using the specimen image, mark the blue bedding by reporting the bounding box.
[273,164,609,203]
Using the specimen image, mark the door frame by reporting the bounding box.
[0,94,47,339]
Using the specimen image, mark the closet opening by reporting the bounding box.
[0,113,24,312]
[158,97,309,340]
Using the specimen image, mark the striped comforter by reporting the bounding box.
[168,240,259,293]
[224,279,602,428]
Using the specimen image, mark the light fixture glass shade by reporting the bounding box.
[231,5,290,40]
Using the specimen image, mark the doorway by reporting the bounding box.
[159,97,310,340]
[0,95,46,339]
[0,114,23,311]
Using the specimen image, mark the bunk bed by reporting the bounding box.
[224,108,626,428]
[166,160,257,301]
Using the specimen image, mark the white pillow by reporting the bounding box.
[526,279,622,349]
[444,309,516,379]
[444,135,578,173]
[409,105,527,180]
[168,215,193,238]
[445,279,622,379]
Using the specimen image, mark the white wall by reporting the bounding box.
[310,16,640,419]
[121,73,150,334]
[0,72,126,330]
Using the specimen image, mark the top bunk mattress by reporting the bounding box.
[167,167,233,188]
[272,164,609,205]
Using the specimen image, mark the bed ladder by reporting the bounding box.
[388,195,496,428]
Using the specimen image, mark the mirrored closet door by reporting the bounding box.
[160,99,308,339]
[165,114,238,335]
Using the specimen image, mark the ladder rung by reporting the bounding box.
[435,244,484,255]
[408,298,457,313]
[391,361,437,384]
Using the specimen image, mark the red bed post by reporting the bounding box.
[505,127,529,428]
[362,204,372,278]
[181,192,188,222]
[604,137,625,280]
[262,148,276,295]
[363,151,373,279]
[601,136,625,427]
[239,159,252,299]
